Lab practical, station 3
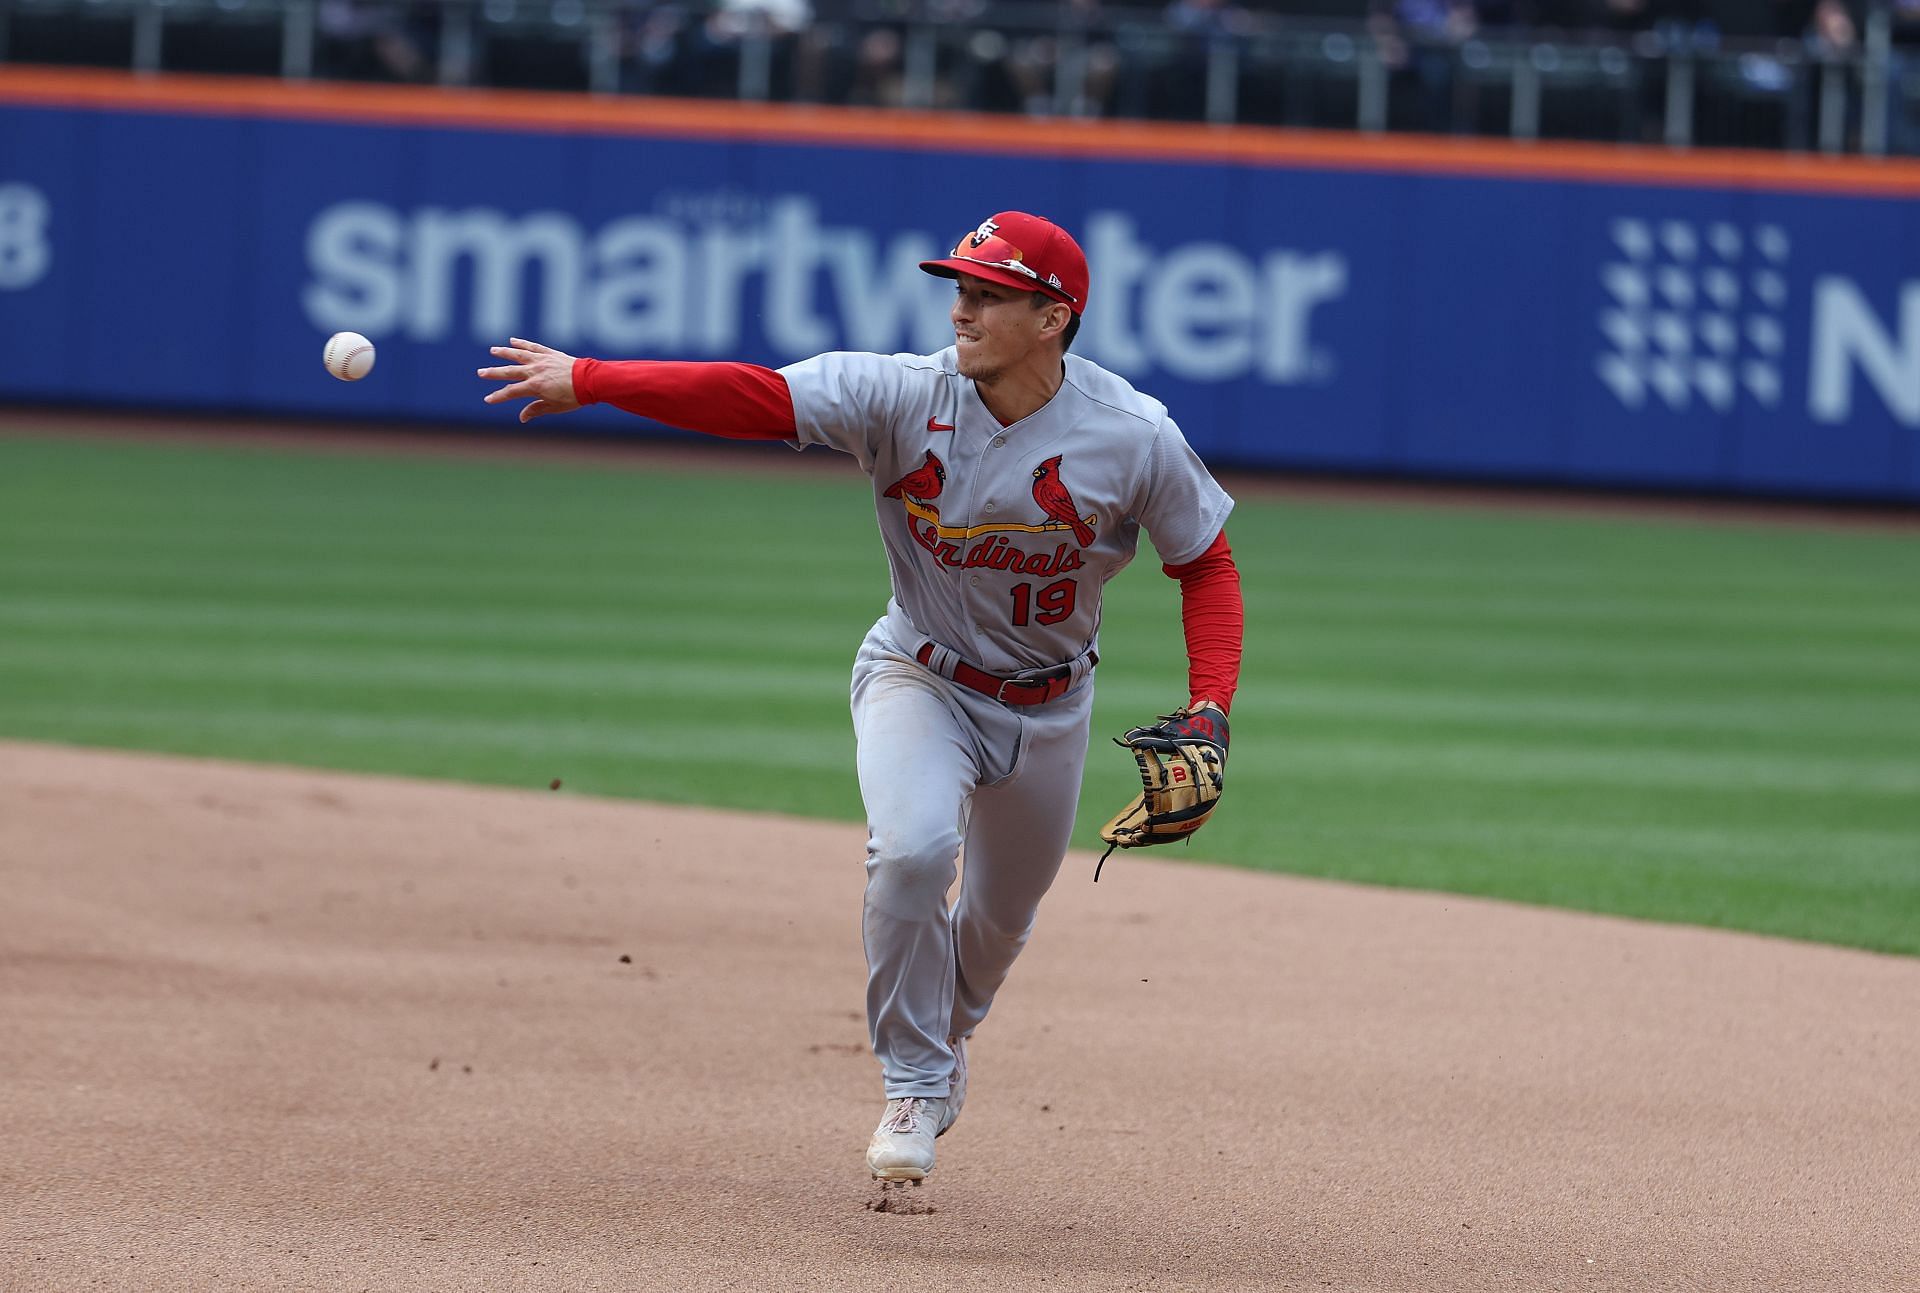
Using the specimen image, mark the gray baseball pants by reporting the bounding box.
[849,618,1094,1099]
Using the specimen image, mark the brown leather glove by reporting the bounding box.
[1095,706,1228,880]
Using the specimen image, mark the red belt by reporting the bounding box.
[914,642,1084,706]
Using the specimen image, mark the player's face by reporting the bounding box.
[950,273,1053,382]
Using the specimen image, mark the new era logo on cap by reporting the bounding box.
[919,211,1090,315]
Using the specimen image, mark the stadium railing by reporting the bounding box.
[0,0,1913,154]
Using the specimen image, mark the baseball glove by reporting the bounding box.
[1095,706,1228,880]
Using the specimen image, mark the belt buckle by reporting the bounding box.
[999,664,1068,704]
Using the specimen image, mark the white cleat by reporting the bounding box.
[938,1035,967,1138]
[867,1097,946,1180]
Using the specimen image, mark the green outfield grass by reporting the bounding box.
[4,430,1918,955]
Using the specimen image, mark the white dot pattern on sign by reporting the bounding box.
[1657,266,1694,307]
[0,183,53,290]
[1703,269,1740,309]
[1601,264,1651,308]
[1743,361,1782,406]
[1594,216,1789,413]
[1651,314,1691,353]
[1694,360,1734,411]
[1659,221,1698,261]
[1611,218,1654,261]
[1698,315,1736,355]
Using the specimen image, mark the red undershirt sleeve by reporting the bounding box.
[571,358,798,440]
[1162,529,1244,714]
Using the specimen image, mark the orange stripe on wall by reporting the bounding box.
[6,63,1920,196]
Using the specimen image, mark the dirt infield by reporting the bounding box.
[3,741,1916,1292]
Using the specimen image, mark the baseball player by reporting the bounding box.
[479,211,1243,1182]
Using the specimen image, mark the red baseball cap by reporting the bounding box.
[920,212,1089,316]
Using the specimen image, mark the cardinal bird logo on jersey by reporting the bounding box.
[883,450,947,503]
[1031,456,1096,548]
[886,447,1090,578]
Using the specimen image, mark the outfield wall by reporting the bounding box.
[3,67,1918,500]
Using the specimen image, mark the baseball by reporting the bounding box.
[323,331,376,382]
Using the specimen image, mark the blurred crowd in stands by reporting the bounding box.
[12,0,1920,150]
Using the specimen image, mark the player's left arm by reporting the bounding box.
[1131,416,1239,717]
[1094,524,1238,872]
[1163,529,1243,717]
[1092,414,1238,871]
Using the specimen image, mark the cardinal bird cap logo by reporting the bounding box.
[966,219,1007,253]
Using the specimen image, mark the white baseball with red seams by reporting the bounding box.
[323,331,376,382]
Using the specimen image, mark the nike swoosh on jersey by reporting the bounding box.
[927,417,956,432]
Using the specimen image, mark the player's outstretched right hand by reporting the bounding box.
[478,337,582,423]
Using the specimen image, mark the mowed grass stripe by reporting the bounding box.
[0,597,869,657]
[1291,815,1919,871]
[13,628,1919,725]
[10,619,1915,770]
[3,432,1916,954]
[1273,684,1920,743]
[0,569,883,616]
[1273,736,1920,795]
[0,700,852,767]
[9,596,1915,699]
[19,534,1912,630]
[7,639,1918,763]
[0,644,853,718]
[11,566,1919,657]
[13,652,1916,809]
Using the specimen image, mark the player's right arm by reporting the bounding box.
[776,351,920,472]
[479,337,797,440]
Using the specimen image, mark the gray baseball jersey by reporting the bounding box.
[780,347,1234,676]
[779,345,1234,1103]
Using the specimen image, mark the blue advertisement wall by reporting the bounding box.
[3,93,1918,500]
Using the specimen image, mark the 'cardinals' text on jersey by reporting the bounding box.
[781,348,1232,674]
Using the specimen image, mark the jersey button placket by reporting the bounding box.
[953,448,993,655]
[965,435,1009,656]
